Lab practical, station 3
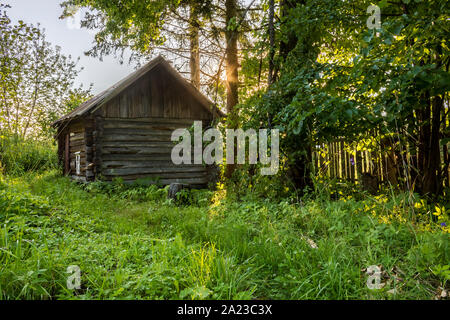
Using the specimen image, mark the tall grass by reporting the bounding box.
[0,171,448,300]
[0,134,58,175]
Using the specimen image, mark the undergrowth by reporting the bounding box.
[0,171,448,300]
[0,134,58,175]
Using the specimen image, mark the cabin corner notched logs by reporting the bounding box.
[53,56,224,186]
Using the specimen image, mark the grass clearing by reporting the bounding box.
[0,171,448,300]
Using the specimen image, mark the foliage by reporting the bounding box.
[0,134,58,175]
[60,0,263,109]
[60,0,179,58]
[83,179,170,203]
[0,0,448,301]
[0,3,92,139]
[238,0,449,195]
[174,188,214,207]
[0,171,448,300]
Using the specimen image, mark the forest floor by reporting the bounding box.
[0,171,448,300]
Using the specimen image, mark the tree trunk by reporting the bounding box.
[422,96,443,195]
[224,0,239,178]
[268,0,275,86]
[189,6,201,89]
[279,0,302,60]
[443,100,449,188]
[279,0,313,191]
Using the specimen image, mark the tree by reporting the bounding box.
[267,0,275,86]
[0,3,91,139]
[60,0,214,89]
[240,0,449,195]
[223,0,240,178]
[60,0,266,179]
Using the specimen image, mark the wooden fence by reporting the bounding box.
[312,140,390,183]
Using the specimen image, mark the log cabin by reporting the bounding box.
[53,56,224,186]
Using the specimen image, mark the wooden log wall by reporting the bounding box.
[84,118,95,181]
[60,63,219,185]
[68,123,86,180]
[56,126,65,171]
[97,117,211,185]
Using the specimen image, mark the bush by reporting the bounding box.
[0,134,58,175]
[83,179,169,203]
[175,188,214,207]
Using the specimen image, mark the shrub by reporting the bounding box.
[0,134,58,175]
[83,179,169,203]
[175,188,214,207]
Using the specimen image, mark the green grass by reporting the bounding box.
[0,171,448,300]
[0,134,58,175]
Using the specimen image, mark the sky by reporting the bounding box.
[8,0,137,95]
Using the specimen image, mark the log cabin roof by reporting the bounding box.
[54,56,224,126]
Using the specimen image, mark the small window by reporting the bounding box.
[75,152,81,175]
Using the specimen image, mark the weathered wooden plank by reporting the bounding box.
[101,134,173,143]
[164,78,176,119]
[70,165,87,173]
[132,81,144,118]
[70,134,85,142]
[103,117,197,125]
[70,163,86,170]
[64,133,70,175]
[104,96,118,118]
[95,116,104,175]
[70,154,86,161]
[86,170,95,179]
[119,93,128,118]
[149,70,164,118]
[102,141,175,148]
[68,126,84,135]
[101,146,174,155]
[101,154,173,161]
[102,166,207,176]
[103,128,175,136]
[70,139,85,147]
[102,173,208,181]
[102,161,204,169]
[70,139,84,147]
[70,159,86,166]
[85,123,94,181]
[102,176,209,185]
[70,146,86,153]
[140,75,151,117]
[103,122,192,131]
[70,140,85,147]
